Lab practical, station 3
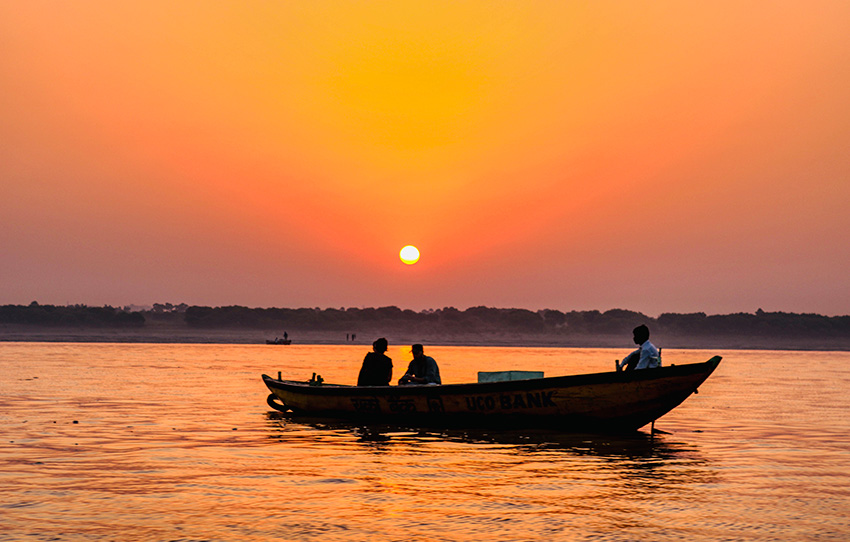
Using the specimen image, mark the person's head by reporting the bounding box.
[633,325,650,345]
[411,343,424,358]
[373,337,388,353]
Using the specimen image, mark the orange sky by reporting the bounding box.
[2,1,849,315]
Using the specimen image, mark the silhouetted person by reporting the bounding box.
[357,337,393,386]
[399,344,441,385]
[618,324,661,371]
[283,331,288,341]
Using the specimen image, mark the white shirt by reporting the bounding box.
[620,340,661,370]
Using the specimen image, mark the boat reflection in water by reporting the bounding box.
[263,411,718,494]
[268,411,694,454]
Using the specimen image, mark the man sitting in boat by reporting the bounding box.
[618,324,661,371]
[357,337,393,386]
[398,344,442,385]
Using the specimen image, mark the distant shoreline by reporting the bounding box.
[2,323,849,351]
[4,304,848,351]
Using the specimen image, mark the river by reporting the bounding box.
[1,343,848,540]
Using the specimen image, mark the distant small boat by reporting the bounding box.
[262,356,721,432]
[265,338,291,345]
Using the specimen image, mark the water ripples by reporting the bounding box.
[1,344,850,540]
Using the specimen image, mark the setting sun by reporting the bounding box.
[399,245,420,265]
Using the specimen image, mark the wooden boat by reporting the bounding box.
[262,356,721,432]
[265,338,291,345]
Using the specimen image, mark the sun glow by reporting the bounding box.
[399,245,420,265]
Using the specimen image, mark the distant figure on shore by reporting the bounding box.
[357,337,393,386]
[283,331,288,341]
[399,344,442,385]
[617,325,661,371]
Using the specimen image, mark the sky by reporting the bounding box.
[2,1,849,316]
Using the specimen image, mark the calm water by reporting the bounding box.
[1,343,849,541]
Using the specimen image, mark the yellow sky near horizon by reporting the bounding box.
[2,1,849,314]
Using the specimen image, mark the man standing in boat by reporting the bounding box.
[618,324,661,371]
[399,344,442,385]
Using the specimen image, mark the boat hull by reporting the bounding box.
[262,356,721,432]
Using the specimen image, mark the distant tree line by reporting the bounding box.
[3,303,849,340]
[0,302,145,327]
[182,305,850,339]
